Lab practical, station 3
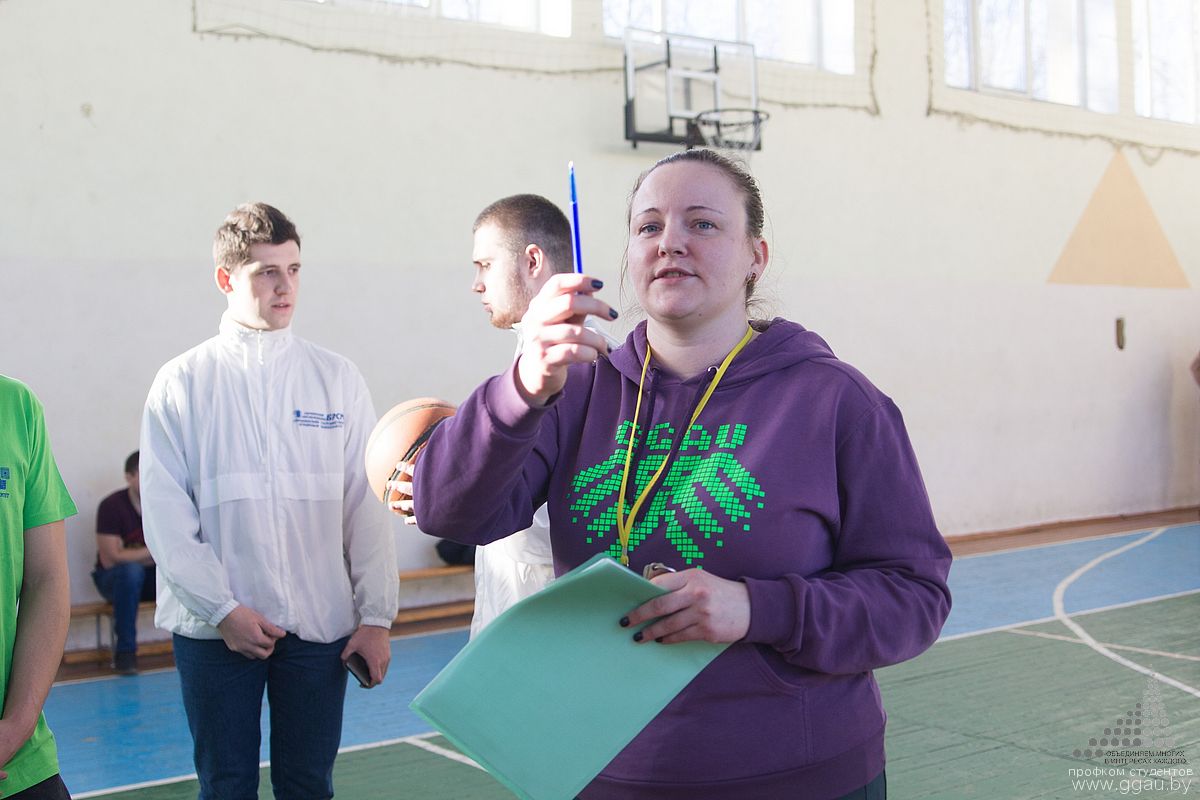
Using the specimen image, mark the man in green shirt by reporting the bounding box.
[0,376,75,799]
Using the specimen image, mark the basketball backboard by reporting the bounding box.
[623,28,762,150]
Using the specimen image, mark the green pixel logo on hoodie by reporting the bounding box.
[567,421,765,565]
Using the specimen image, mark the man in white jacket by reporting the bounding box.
[140,203,398,800]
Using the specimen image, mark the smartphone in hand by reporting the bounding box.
[345,651,373,689]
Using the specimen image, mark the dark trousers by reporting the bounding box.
[173,632,350,800]
[836,770,886,799]
[6,774,71,799]
[91,562,155,653]
[576,771,886,799]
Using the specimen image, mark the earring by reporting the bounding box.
[745,273,758,285]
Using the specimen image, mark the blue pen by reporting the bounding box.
[569,161,584,274]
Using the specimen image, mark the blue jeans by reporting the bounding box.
[91,562,155,653]
[173,632,350,800]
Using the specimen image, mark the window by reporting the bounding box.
[1133,0,1199,122]
[440,0,569,37]
[943,0,1118,112]
[603,0,856,74]
[319,0,571,37]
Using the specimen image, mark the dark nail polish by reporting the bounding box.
[619,616,630,628]
[632,631,644,642]
[608,308,619,319]
[591,279,604,289]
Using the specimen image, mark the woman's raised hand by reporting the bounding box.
[515,274,617,406]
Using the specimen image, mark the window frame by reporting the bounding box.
[952,0,1110,111]
[602,0,854,72]
[931,0,1200,151]
[1132,0,1200,122]
[305,0,571,37]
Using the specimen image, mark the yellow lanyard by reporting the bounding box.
[614,324,755,566]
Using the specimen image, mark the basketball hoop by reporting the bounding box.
[688,108,769,155]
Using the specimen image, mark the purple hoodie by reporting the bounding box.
[415,318,952,799]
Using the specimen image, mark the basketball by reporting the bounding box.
[364,397,456,505]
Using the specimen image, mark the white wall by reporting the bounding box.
[2,0,1197,613]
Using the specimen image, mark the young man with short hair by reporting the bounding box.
[140,203,398,800]
[92,450,154,675]
[430,194,617,636]
[0,376,75,800]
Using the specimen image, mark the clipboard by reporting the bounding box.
[410,553,728,800]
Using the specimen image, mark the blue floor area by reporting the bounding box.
[48,524,1200,795]
[50,630,468,795]
[941,523,1200,638]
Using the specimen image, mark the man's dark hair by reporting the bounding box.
[473,194,574,275]
[213,203,301,272]
[124,450,139,475]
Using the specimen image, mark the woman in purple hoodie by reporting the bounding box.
[412,149,952,799]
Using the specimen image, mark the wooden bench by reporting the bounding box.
[64,563,476,665]
[394,563,475,627]
[399,564,473,581]
[65,600,160,665]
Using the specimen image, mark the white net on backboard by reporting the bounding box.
[690,108,770,158]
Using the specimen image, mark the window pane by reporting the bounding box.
[441,0,472,20]
[979,0,1027,91]
[1132,0,1152,115]
[1084,0,1118,112]
[479,0,535,29]
[540,0,571,36]
[944,0,972,88]
[746,0,816,63]
[442,0,569,35]
[821,0,856,74]
[1147,0,1197,122]
[613,0,858,72]
[604,0,660,37]
[1030,0,1080,105]
[1133,0,1199,121]
[664,0,737,41]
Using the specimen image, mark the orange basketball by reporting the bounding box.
[364,397,456,505]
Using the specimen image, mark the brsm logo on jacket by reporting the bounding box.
[293,410,346,430]
[567,422,765,566]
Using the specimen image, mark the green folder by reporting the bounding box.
[410,553,728,800]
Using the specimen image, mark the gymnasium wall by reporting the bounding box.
[2,0,1197,615]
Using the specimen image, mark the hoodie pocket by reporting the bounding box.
[606,642,813,782]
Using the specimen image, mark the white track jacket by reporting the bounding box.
[141,314,398,642]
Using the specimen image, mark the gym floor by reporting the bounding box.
[51,510,1199,800]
